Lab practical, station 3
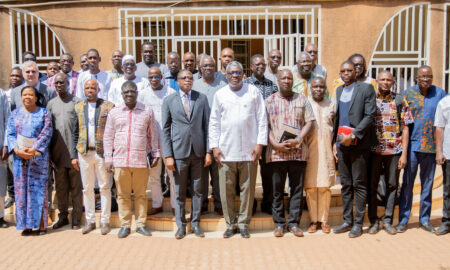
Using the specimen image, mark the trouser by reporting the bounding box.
[442,160,450,225]
[369,153,400,225]
[114,167,149,227]
[6,156,13,199]
[201,159,222,209]
[398,150,436,224]
[271,161,305,227]
[337,147,369,226]
[306,187,331,223]
[260,146,273,211]
[219,161,257,230]
[55,166,83,224]
[78,151,112,224]
[173,153,203,229]
[148,158,174,208]
[0,161,7,218]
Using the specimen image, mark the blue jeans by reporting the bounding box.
[398,150,436,224]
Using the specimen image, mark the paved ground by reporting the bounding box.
[1,215,449,270]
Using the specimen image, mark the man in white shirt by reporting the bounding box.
[76,49,112,100]
[139,66,176,215]
[107,55,149,105]
[209,61,268,238]
[435,95,450,235]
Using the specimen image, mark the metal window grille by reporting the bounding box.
[118,6,320,70]
[368,3,430,93]
[9,9,65,73]
[444,3,450,92]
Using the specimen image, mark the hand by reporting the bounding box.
[71,159,80,171]
[106,162,114,173]
[436,151,446,165]
[398,153,407,169]
[24,147,37,156]
[150,157,160,168]
[212,148,225,167]
[274,141,292,153]
[14,148,33,160]
[284,138,299,148]
[339,134,353,147]
[251,144,263,164]
[165,157,176,171]
[1,146,8,161]
[333,143,338,162]
[204,153,212,167]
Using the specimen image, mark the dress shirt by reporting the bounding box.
[76,70,112,100]
[164,71,180,91]
[435,95,450,159]
[209,83,268,162]
[244,74,278,100]
[103,102,160,168]
[107,76,150,105]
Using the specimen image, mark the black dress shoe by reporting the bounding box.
[191,226,205,237]
[38,229,47,236]
[420,222,436,233]
[175,228,186,239]
[435,223,450,235]
[240,228,250,238]
[396,222,407,233]
[21,229,32,236]
[333,222,352,234]
[0,218,9,228]
[223,228,237,238]
[118,227,131,238]
[136,226,152,236]
[52,218,69,229]
[349,225,363,238]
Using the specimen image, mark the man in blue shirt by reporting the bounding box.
[164,52,180,91]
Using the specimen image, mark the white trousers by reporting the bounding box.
[78,151,112,224]
[147,158,175,208]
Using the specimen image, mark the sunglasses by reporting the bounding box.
[148,76,161,80]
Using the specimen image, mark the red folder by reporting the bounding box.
[337,126,357,145]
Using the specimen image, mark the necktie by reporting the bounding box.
[183,94,190,119]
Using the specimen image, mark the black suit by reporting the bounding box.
[333,81,376,226]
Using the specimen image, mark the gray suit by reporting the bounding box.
[162,90,210,229]
[10,83,57,111]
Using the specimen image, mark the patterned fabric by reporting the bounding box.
[47,70,80,95]
[107,69,124,80]
[7,107,53,230]
[404,85,446,153]
[330,77,377,102]
[265,92,315,162]
[292,72,325,99]
[73,99,114,158]
[244,74,278,100]
[104,102,160,168]
[371,93,414,155]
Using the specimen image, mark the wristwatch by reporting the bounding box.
[350,133,356,143]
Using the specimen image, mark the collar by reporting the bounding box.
[180,90,191,98]
[250,74,268,84]
[119,102,145,111]
[377,91,393,100]
[276,91,296,100]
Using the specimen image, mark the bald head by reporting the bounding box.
[377,70,394,94]
[84,79,99,102]
[54,72,68,96]
[278,69,294,97]
[148,66,163,90]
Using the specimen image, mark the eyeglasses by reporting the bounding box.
[340,69,354,73]
[227,71,242,76]
[122,90,137,94]
[123,63,136,67]
[270,56,282,60]
[24,57,36,62]
[54,81,65,85]
[353,63,364,67]
[417,75,433,80]
[25,70,37,74]
[252,63,266,67]
[60,59,73,64]
[148,76,161,80]
[307,50,318,54]
[178,76,194,81]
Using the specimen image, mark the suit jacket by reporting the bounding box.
[72,98,114,159]
[162,90,210,159]
[333,81,377,150]
[10,82,57,111]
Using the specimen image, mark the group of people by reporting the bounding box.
[0,41,449,240]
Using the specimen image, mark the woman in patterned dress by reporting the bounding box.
[7,86,53,236]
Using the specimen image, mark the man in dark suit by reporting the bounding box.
[162,69,212,239]
[332,60,376,238]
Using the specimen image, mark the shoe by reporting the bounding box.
[321,222,331,234]
[214,207,223,216]
[288,226,304,237]
[0,218,9,228]
[349,225,363,238]
[72,224,80,230]
[435,224,450,235]
[420,222,435,233]
[223,228,237,238]
[136,226,152,236]
[21,229,32,236]
[52,218,69,229]
[273,226,284,237]
[191,226,205,237]
[148,207,163,215]
[118,227,131,238]
[100,223,111,235]
[334,222,352,234]
[175,228,186,239]
[82,223,96,234]
[5,198,14,209]
[384,223,397,235]
[368,222,379,234]
[38,229,47,236]
[396,222,407,233]
[307,222,318,233]
[240,228,250,238]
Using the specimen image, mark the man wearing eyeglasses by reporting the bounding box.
[193,55,227,216]
[209,61,267,238]
[47,53,80,95]
[397,66,446,233]
[22,51,48,83]
[265,49,282,88]
[292,44,327,79]
[107,55,149,105]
